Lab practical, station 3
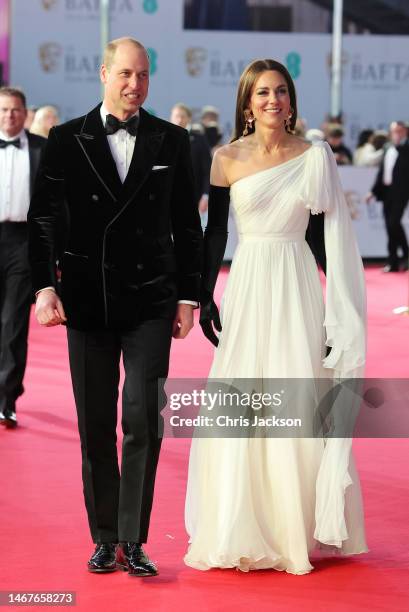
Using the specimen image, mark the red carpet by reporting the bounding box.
[1,267,408,611]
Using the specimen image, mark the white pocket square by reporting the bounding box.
[152,165,170,171]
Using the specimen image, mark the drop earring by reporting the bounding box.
[242,112,254,137]
[285,110,293,133]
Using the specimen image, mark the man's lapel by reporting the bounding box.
[74,104,123,202]
[120,107,165,204]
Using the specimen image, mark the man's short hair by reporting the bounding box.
[328,125,344,139]
[390,120,407,130]
[172,103,192,119]
[103,37,149,70]
[0,86,27,108]
[201,105,219,119]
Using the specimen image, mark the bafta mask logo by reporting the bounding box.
[41,0,58,9]
[185,47,207,77]
[39,43,63,73]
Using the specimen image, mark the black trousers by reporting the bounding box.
[383,189,409,267]
[0,223,32,416]
[67,319,172,544]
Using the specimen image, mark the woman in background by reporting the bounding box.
[353,128,384,166]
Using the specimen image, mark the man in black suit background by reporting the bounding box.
[170,102,211,213]
[0,87,46,429]
[367,121,409,272]
[28,38,202,576]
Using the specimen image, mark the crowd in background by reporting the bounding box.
[22,98,408,172]
[297,116,395,168]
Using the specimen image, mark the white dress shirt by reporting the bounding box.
[0,128,30,222]
[100,104,137,183]
[383,145,399,186]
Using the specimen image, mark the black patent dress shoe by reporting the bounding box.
[0,411,17,429]
[87,543,117,573]
[116,543,158,577]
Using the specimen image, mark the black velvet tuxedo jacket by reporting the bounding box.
[28,105,203,331]
[371,140,409,204]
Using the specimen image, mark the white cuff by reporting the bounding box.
[178,300,199,308]
[35,286,56,297]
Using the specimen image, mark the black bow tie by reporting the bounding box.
[105,114,139,136]
[0,138,21,149]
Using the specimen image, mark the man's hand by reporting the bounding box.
[198,194,209,213]
[35,289,67,327]
[364,191,374,204]
[172,303,194,339]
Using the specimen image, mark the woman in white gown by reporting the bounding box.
[184,59,368,575]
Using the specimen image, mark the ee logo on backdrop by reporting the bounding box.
[143,0,158,14]
[147,48,158,75]
[286,52,301,79]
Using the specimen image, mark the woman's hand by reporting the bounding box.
[200,299,222,346]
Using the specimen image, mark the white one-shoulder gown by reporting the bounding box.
[184,141,368,575]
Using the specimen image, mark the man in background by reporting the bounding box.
[170,102,211,213]
[326,124,352,165]
[0,87,46,428]
[200,105,223,152]
[30,105,60,139]
[367,121,409,272]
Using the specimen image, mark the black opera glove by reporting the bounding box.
[200,297,222,347]
[199,185,230,347]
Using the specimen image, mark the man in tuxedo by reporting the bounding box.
[367,121,409,272]
[28,38,202,576]
[0,87,46,429]
[170,103,211,212]
[200,105,223,152]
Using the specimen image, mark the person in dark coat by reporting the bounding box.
[0,87,46,429]
[170,102,212,212]
[366,121,409,271]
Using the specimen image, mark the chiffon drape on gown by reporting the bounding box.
[184,141,368,575]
